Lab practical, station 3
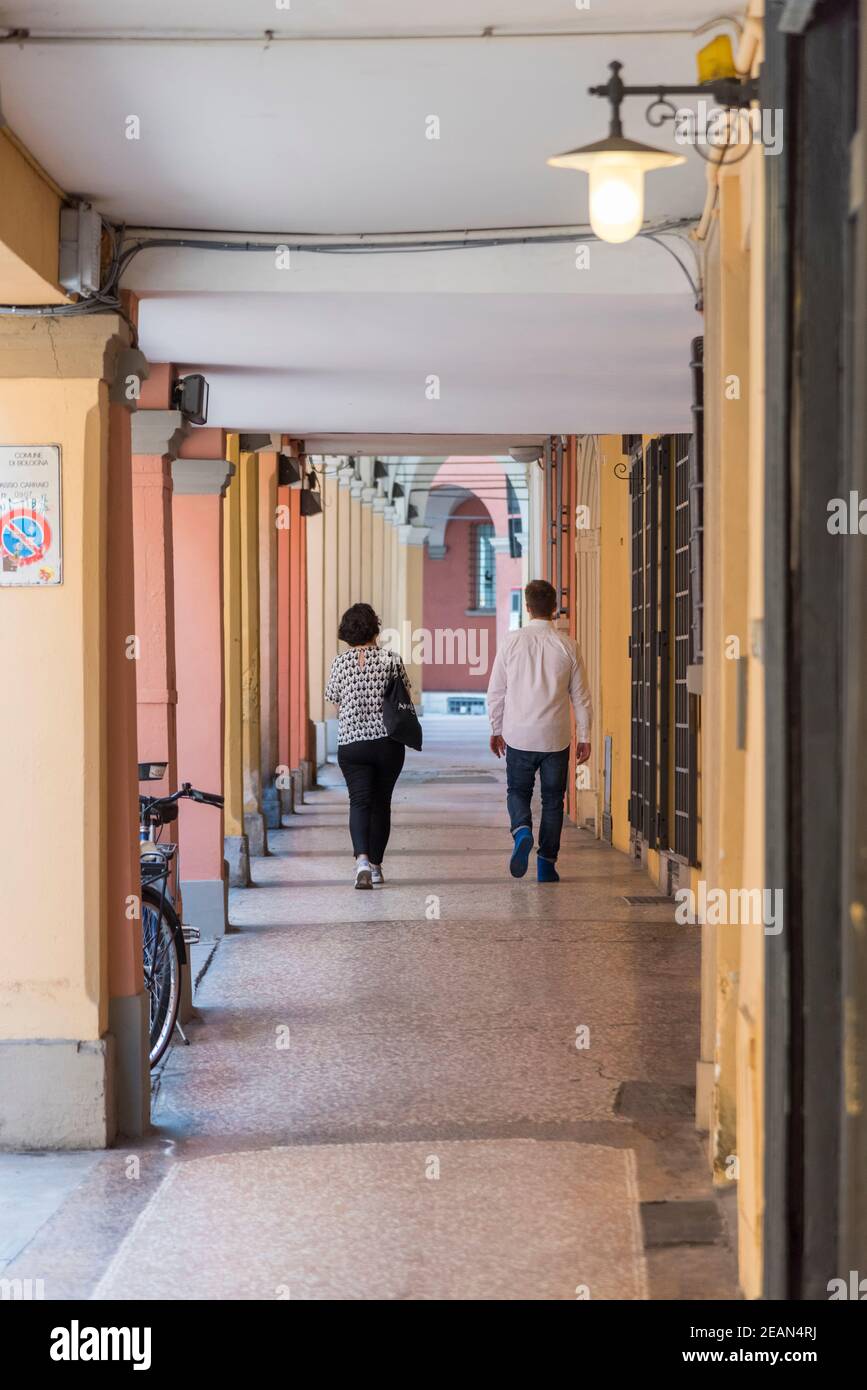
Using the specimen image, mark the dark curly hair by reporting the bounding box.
[338,602,381,646]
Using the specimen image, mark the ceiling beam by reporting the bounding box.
[304,433,545,457]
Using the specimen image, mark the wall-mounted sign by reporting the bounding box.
[0,446,63,587]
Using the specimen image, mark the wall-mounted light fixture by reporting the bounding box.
[547,58,759,244]
[173,373,209,425]
[300,465,322,516]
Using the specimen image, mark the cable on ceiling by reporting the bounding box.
[0,216,702,328]
[0,25,710,47]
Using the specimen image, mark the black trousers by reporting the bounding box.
[337,736,406,863]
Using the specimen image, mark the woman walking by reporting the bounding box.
[325,603,411,889]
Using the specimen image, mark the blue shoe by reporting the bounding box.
[537,856,560,883]
[510,827,533,878]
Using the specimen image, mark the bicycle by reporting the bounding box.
[138,763,224,1067]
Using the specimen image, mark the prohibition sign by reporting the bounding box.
[0,507,52,566]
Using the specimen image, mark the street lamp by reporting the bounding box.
[548,59,759,244]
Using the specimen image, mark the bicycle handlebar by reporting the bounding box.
[140,782,224,813]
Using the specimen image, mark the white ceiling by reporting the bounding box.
[0,0,727,433]
[0,1,739,39]
[141,290,700,434]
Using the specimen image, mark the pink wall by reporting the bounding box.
[132,454,179,800]
[422,458,523,690]
[497,549,523,645]
[173,492,225,880]
[423,495,496,691]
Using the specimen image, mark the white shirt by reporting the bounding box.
[486,619,592,752]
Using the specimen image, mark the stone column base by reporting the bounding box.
[314,720,327,767]
[301,759,317,790]
[224,835,250,887]
[181,877,228,939]
[291,768,305,807]
[244,810,268,857]
[262,782,282,831]
[279,782,295,819]
[108,992,150,1139]
[178,960,196,1026]
[0,1036,116,1150]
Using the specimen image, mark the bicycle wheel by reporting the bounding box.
[141,884,182,1067]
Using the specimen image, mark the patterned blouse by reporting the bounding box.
[325,646,412,746]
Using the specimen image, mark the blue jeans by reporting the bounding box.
[506,745,570,862]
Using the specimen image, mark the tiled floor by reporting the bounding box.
[1,718,738,1299]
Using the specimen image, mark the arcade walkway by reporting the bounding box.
[1,720,737,1300]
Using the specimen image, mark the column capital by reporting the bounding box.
[172,457,236,497]
[131,409,189,459]
[361,487,378,506]
[349,479,365,500]
[372,497,388,514]
[398,525,431,546]
[238,432,280,454]
[427,543,448,560]
[490,534,512,555]
[108,348,151,412]
[0,313,132,382]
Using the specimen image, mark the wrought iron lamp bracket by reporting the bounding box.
[588,60,761,136]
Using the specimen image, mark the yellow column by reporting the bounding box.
[323,467,340,667]
[384,511,398,634]
[337,468,351,621]
[395,525,429,704]
[349,478,364,603]
[223,434,250,885]
[306,460,326,766]
[0,314,145,1146]
[361,486,375,604]
[716,175,750,1181]
[736,142,768,1301]
[319,464,341,758]
[238,450,267,856]
[321,467,340,683]
[701,174,751,1182]
[371,500,386,621]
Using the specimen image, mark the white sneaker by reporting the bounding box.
[355,864,373,890]
[370,864,384,885]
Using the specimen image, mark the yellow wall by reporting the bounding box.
[0,130,67,304]
[0,319,131,1040]
[598,435,633,854]
[692,6,766,1297]
[736,126,768,1299]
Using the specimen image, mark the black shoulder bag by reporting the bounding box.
[382,654,423,751]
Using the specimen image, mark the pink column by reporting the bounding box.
[130,408,188,800]
[172,434,234,938]
[258,450,282,830]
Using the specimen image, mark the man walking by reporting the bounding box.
[487,580,592,883]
